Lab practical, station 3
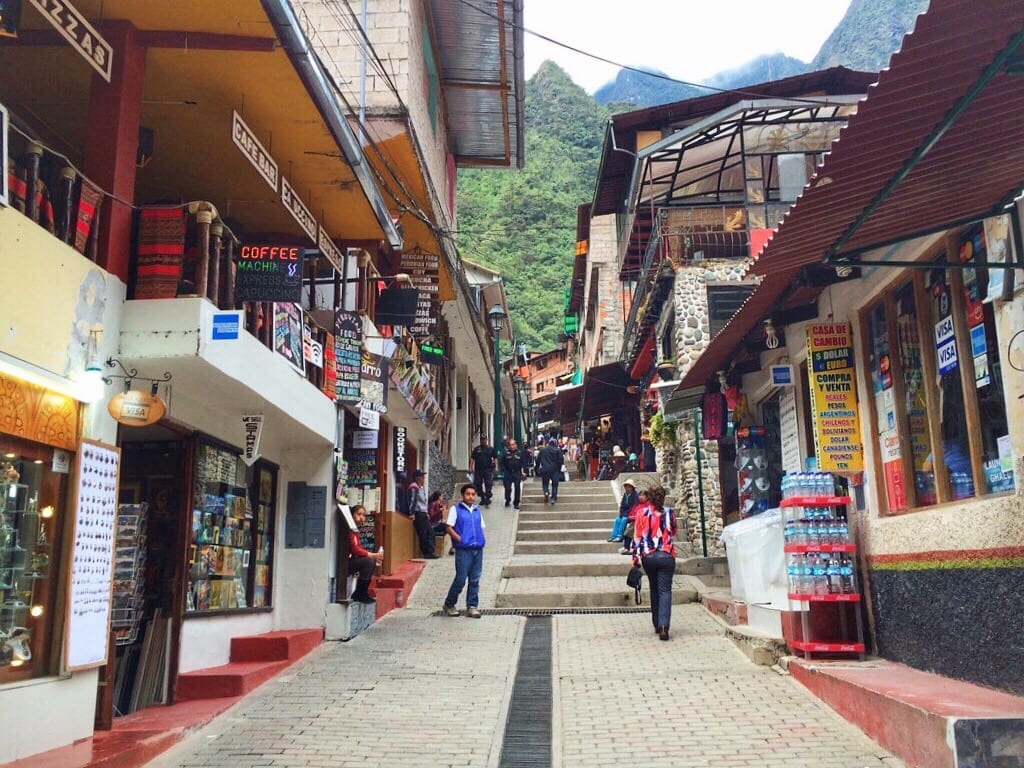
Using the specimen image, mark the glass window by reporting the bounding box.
[0,437,67,682]
[894,282,937,506]
[187,439,275,613]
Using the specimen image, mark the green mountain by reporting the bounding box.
[812,0,930,71]
[455,61,609,350]
[456,3,930,349]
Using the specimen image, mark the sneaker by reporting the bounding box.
[423,553,440,559]
[611,537,623,542]
[505,501,511,507]
[465,607,482,619]
[448,547,455,555]
[543,493,549,502]
[619,547,631,555]
[443,605,460,617]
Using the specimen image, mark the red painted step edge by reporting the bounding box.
[230,628,323,662]
[176,660,289,701]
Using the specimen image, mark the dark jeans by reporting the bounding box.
[642,551,675,630]
[476,471,494,503]
[541,471,560,499]
[504,474,522,506]
[445,547,484,609]
[413,510,435,556]
[349,555,375,582]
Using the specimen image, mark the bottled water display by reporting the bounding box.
[787,554,857,595]
[781,472,840,499]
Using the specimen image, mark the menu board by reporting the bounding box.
[400,251,440,337]
[273,303,306,375]
[334,310,362,404]
[807,323,864,473]
[359,350,388,413]
[349,449,378,487]
[66,439,121,671]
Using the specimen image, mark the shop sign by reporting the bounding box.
[807,323,864,473]
[400,251,440,337]
[971,324,989,387]
[52,448,70,474]
[28,0,112,82]
[770,365,794,386]
[107,390,166,427]
[352,429,378,448]
[241,413,264,466]
[317,226,344,273]
[334,310,362,404]
[933,315,957,376]
[231,111,278,191]
[779,387,801,475]
[358,408,380,430]
[0,102,7,207]
[880,428,906,511]
[393,426,407,474]
[280,176,317,242]
[211,312,241,341]
[359,349,389,414]
[273,302,306,375]
[235,244,305,303]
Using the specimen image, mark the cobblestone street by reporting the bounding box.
[146,481,902,768]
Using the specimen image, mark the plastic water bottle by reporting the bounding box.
[788,560,800,592]
[826,557,841,593]
[812,556,829,595]
[799,556,815,594]
[839,556,855,594]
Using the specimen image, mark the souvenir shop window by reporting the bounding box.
[859,226,1015,513]
[186,438,275,614]
[0,437,67,683]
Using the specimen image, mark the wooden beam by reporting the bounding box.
[4,28,276,51]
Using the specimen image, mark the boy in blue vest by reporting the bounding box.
[443,484,486,618]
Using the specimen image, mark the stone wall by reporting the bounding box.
[657,259,749,555]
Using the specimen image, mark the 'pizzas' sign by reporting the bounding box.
[28,0,112,82]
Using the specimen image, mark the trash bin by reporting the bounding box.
[720,509,788,635]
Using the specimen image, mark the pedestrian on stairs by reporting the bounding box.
[630,485,677,641]
[443,484,487,618]
[348,505,383,604]
[502,438,527,509]
[537,438,564,503]
[608,478,639,542]
[470,435,497,506]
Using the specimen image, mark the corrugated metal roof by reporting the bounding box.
[673,0,1024,397]
[429,0,525,169]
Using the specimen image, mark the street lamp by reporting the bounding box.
[512,374,525,445]
[488,304,506,480]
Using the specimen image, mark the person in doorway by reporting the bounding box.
[502,438,528,509]
[537,438,564,503]
[408,469,438,559]
[630,485,677,641]
[443,484,486,618]
[470,435,497,506]
[348,505,383,604]
[608,478,639,542]
[428,490,453,555]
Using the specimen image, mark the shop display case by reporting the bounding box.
[737,426,772,517]
[781,472,865,657]
[112,503,147,645]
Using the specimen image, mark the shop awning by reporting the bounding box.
[580,361,637,421]
[0,0,401,247]
[554,383,583,427]
[674,0,1024,395]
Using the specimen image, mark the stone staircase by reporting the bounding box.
[496,479,699,609]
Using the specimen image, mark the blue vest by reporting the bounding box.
[451,502,486,549]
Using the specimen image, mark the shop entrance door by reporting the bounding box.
[109,427,190,717]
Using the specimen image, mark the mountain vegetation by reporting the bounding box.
[455,1,929,350]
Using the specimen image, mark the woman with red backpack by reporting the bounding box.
[629,485,677,641]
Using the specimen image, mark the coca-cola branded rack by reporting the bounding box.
[781,473,865,658]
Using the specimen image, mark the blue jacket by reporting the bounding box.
[619,488,639,517]
[448,501,486,549]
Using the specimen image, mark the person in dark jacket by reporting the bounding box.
[408,469,438,559]
[470,435,497,506]
[536,438,564,503]
[608,478,639,542]
[502,438,527,509]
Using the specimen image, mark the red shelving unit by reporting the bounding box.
[782,489,865,660]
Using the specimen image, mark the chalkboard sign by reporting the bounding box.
[349,448,377,487]
[358,511,376,552]
[235,244,306,302]
[335,310,362,404]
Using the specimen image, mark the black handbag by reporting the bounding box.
[626,565,643,604]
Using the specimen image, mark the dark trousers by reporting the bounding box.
[642,551,675,630]
[541,471,560,500]
[349,555,375,582]
[504,474,522,506]
[476,471,494,503]
[413,510,435,556]
[445,547,484,609]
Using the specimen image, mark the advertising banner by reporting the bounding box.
[334,310,362,404]
[273,303,305,375]
[359,350,389,414]
[807,322,864,473]
[400,251,440,337]
[235,244,305,302]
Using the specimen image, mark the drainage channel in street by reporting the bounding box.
[498,615,552,768]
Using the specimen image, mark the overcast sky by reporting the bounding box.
[523,1,853,95]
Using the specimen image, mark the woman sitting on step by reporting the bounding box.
[348,505,383,604]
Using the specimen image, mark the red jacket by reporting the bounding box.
[349,530,370,558]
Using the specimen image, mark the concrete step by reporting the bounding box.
[788,658,1024,768]
[514,540,625,555]
[516,527,610,541]
[495,576,698,609]
[518,501,614,511]
[518,509,616,520]
[501,555,726,578]
[176,660,290,700]
[518,518,611,531]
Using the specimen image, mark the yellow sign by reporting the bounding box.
[807,323,864,473]
[107,390,167,427]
